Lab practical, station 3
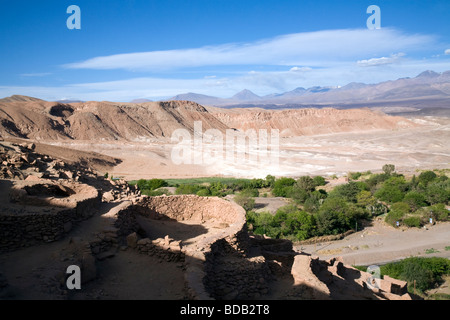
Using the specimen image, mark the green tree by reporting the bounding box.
[382,164,396,175]
[265,175,276,188]
[272,177,296,197]
[296,176,316,192]
[315,198,352,235]
[313,176,327,187]
[356,190,376,208]
[426,181,450,205]
[418,171,437,185]
[329,181,361,203]
[404,191,428,211]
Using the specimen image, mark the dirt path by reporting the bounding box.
[296,221,450,266]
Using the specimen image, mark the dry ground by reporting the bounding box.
[35,115,450,180]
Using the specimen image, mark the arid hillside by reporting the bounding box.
[207,106,417,137]
[0,97,228,141]
[0,96,417,141]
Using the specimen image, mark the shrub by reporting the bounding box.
[385,203,410,226]
[175,184,201,195]
[313,176,326,187]
[430,203,449,221]
[265,175,276,188]
[137,178,168,191]
[348,172,362,180]
[196,189,211,197]
[272,177,296,197]
[403,216,422,228]
[234,192,255,211]
[296,176,316,192]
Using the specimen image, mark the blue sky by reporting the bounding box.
[1,0,450,101]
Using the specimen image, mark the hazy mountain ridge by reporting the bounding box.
[169,70,450,107]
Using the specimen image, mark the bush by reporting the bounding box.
[430,203,449,221]
[313,176,327,187]
[272,177,296,197]
[385,202,410,226]
[234,192,256,211]
[175,184,201,195]
[403,216,422,228]
[296,176,316,192]
[196,188,211,197]
[348,172,362,180]
[137,178,168,191]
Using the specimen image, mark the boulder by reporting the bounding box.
[126,232,138,248]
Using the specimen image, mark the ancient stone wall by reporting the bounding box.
[114,195,249,300]
[0,183,100,253]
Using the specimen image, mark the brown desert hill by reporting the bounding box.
[0,95,418,142]
[0,97,229,141]
[206,106,417,137]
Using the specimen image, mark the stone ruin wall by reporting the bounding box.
[0,182,100,253]
[115,194,254,299]
[115,194,413,300]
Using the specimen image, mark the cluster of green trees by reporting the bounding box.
[174,178,269,198]
[246,166,449,241]
[371,170,450,227]
[133,179,170,196]
[357,257,450,295]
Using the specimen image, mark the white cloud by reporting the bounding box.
[445,49,450,55]
[289,66,312,72]
[64,28,436,71]
[357,53,406,67]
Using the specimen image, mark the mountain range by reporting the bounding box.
[170,70,450,108]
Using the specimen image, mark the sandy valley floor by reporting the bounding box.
[38,115,450,180]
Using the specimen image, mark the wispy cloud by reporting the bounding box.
[20,72,52,77]
[357,53,406,67]
[64,28,436,71]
